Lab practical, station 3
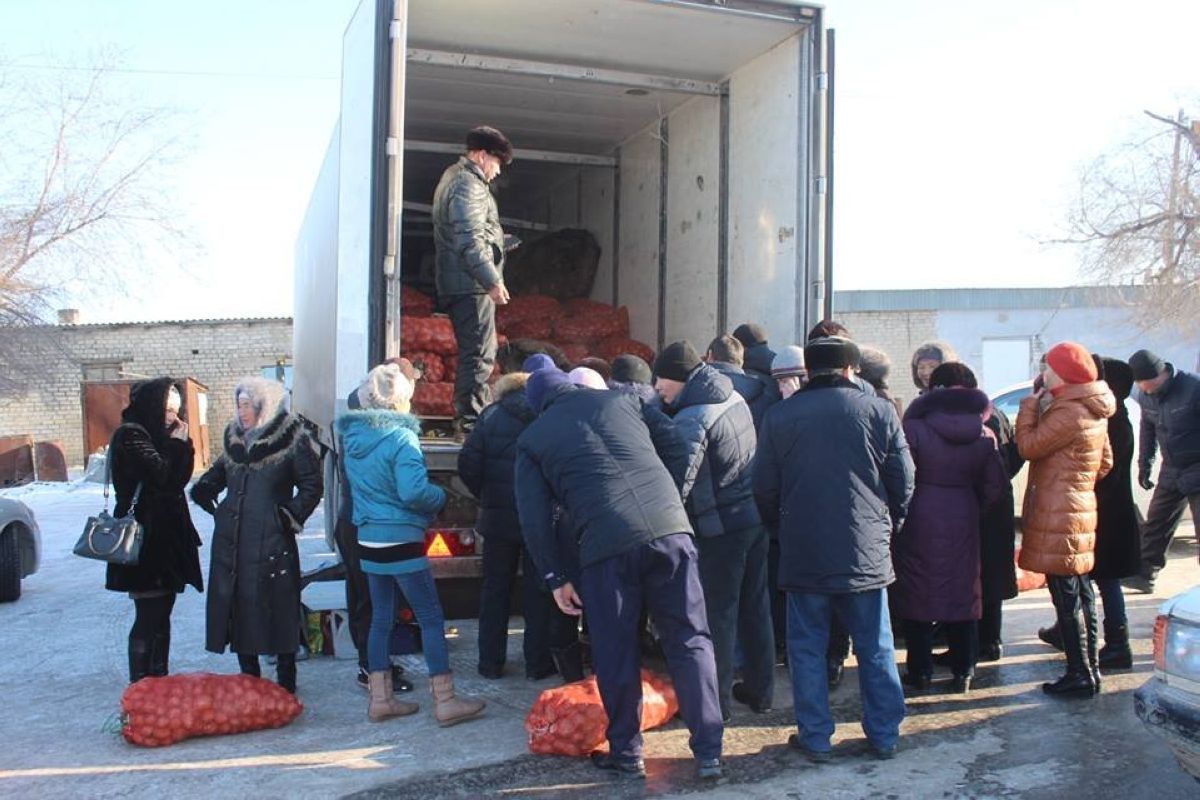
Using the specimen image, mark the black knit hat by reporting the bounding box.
[1128,349,1166,381]
[611,354,652,385]
[466,126,513,165]
[804,336,860,372]
[732,323,769,349]
[653,341,703,383]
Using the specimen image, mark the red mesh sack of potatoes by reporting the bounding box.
[525,670,678,757]
[121,673,302,747]
[443,354,458,379]
[402,316,457,356]
[412,382,455,417]
[401,286,434,317]
[502,294,562,323]
[560,343,590,364]
[505,317,554,341]
[405,352,445,383]
[1015,548,1046,593]
[593,337,655,364]
[552,307,629,344]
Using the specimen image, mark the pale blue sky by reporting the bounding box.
[1,0,1196,323]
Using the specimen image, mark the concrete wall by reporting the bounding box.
[0,319,294,467]
[838,310,939,410]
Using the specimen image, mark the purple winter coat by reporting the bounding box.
[892,387,1006,622]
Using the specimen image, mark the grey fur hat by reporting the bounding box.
[910,341,958,389]
[858,346,892,394]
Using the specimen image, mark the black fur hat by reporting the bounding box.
[466,126,513,164]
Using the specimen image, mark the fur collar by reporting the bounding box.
[224,409,308,468]
[335,408,423,436]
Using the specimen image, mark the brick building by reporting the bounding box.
[0,317,293,467]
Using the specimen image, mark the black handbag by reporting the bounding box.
[74,431,144,565]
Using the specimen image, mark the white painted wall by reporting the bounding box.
[727,34,802,347]
[616,129,663,346]
[581,168,616,305]
[664,96,720,350]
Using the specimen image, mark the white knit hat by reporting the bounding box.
[356,363,414,410]
[568,367,607,390]
[771,345,807,378]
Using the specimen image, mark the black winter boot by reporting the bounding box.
[149,627,171,677]
[237,654,262,678]
[551,642,586,684]
[1098,623,1133,670]
[1037,621,1064,652]
[128,638,152,684]
[1042,611,1096,699]
[276,653,297,694]
[1083,599,1101,692]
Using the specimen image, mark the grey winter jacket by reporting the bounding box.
[432,157,505,298]
[666,365,763,538]
[1136,364,1200,493]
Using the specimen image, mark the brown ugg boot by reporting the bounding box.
[368,671,419,722]
[430,672,485,727]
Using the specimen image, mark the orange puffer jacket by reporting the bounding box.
[1016,381,1115,577]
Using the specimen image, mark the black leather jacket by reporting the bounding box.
[432,157,505,297]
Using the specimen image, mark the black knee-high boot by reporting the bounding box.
[276,653,297,694]
[129,637,152,684]
[238,654,262,678]
[1043,578,1096,699]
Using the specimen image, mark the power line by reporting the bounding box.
[4,62,338,82]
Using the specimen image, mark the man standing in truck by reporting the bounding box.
[432,125,514,435]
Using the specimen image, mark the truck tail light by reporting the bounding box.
[424,529,476,558]
[1153,614,1168,673]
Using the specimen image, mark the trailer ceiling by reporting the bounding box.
[404,0,816,155]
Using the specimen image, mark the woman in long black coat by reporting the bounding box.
[191,377,323,693]
[106,378,204,682]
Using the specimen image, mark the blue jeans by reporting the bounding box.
[786,589,905,752]
[366,570,450,676]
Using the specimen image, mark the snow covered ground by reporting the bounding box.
[0,479,553,799]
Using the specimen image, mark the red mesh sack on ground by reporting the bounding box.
[401,286,434,317]
[402,316,457,356]
[404,351,445,383]
[594,337,655,364]
[1015,548,1047,592]
[121,673,302,747]
[412,382,455,417]
[525,670,678,757]
[560,343,590,364]
[505,317,555,341]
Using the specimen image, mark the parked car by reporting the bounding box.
[990,381,1153,516]
[1135,586,1200,783]
[0,497,42,602]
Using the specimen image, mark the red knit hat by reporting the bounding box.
[1045,342,1097,385]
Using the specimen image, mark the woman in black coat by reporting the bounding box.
[191,377,323,693]
[106,378,204,683]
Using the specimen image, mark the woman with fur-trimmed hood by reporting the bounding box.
[911,341,959,393]
[191,376,323,693]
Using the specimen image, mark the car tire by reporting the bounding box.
[0,526,21,603]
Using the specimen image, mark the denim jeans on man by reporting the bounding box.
[367,569,450,675]
[786,589,906,753]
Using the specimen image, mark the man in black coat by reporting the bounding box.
[459,372,576,681]
[706,334,778,431]
[754,337,914,761]
[655,342,775,720]
[515,369,724,780]
[1124,349,1200,593]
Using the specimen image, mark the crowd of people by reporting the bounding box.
[98,122,1200,781]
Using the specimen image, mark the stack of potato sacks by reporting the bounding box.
[400,286,655,418]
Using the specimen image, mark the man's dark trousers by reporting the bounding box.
[446,293,497,423]
[1139,469,1200,579]
[335,516,373,667]
[697,525,775,716]
[579,533,724,762]
[478,537,574,677]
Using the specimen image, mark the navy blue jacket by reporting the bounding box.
[710,361,779,432]
[516,385,693,587]
[666,365,762,538]
[458,378,537,542]
[753,374,915,593]
[1136,365,1200,493]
